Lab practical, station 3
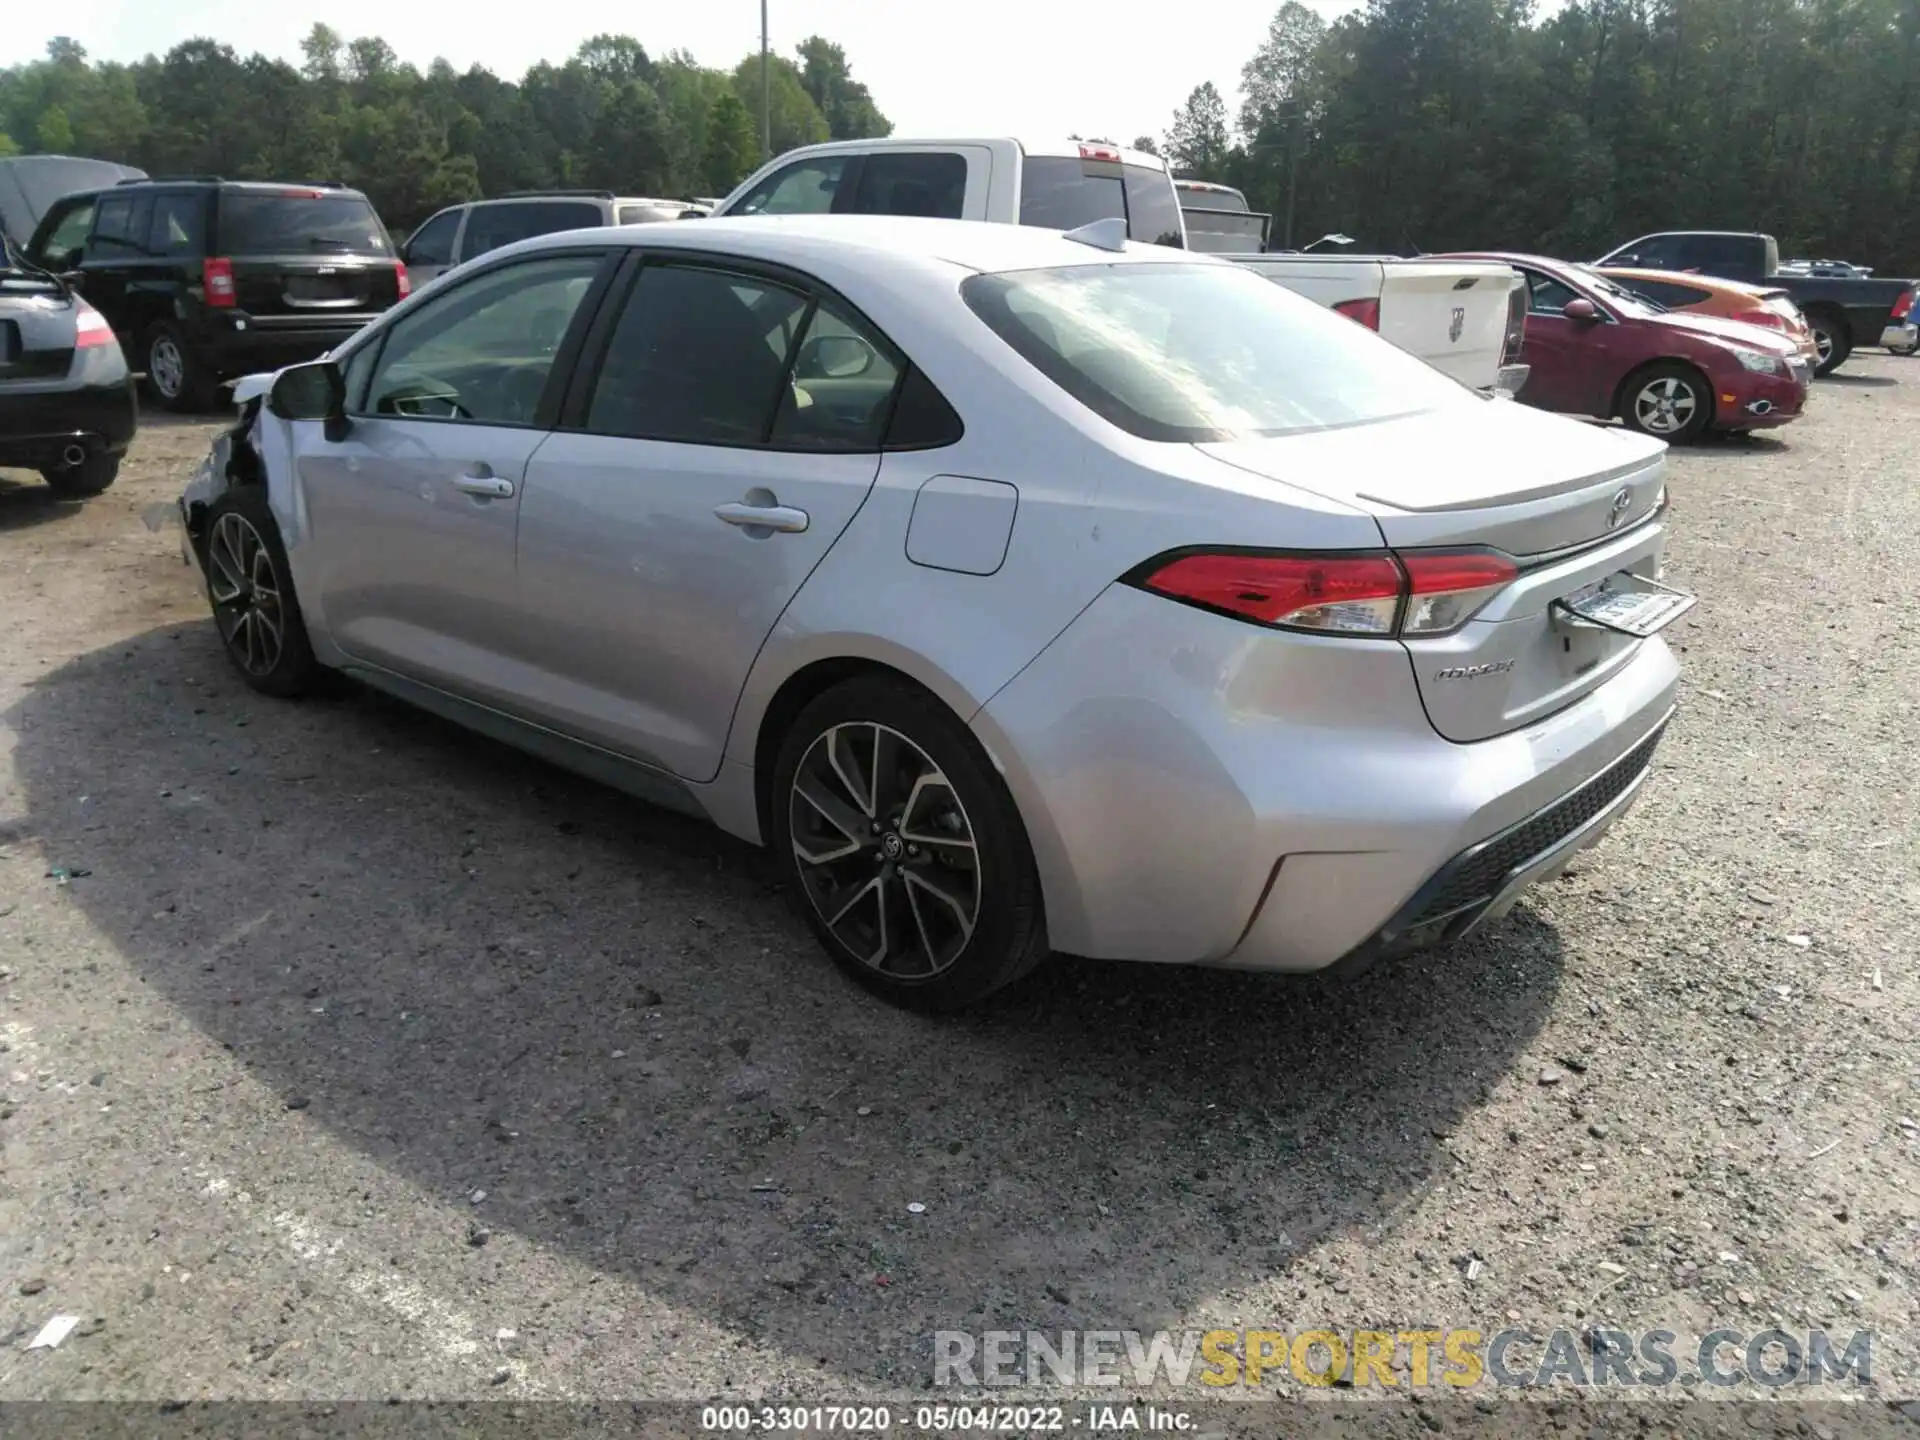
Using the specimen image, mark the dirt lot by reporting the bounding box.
[1,368,1916,1415]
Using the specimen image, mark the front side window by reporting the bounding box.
[404,209,461,267]
[360,253,604,425]
[961,261,1475,443]
[730,158,849,216]
[92,195,149,254]
[34,199,96,265]
[1524,270,1582,315]
[843,153,966,220]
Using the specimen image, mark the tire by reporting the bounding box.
[1618,361,1713,442]
[144,323,217,411]
[1806,311,1852,377]
[39,454,120,497]
[199,488,323,698]
[771,675,1049,1012]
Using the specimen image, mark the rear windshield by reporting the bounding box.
[1019,158,1185,249]
[219,192,391,255]
[961,262,1474,443]
[1176,183,1249,213]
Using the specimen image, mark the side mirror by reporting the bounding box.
[267,360,348,438]
[676,208,707,220]
[1562,298,1602,323]
[798,333,875,380]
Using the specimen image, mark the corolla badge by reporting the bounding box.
[1449,306,1466,343]
[1606,487,1634,529]
[1434,660,1515,680]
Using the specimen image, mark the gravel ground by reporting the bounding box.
[0,367,1916,1420]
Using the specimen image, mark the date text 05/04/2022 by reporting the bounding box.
[699,1403,1198,1432]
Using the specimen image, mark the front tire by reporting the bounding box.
[771,675,1049,1012]
[200,489,323,698]
[1619,362,1713,442]
[1807,311,1852,377]
[40,454,120,497]
[145,323,216,411]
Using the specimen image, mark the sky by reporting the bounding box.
[0,0,1365,147]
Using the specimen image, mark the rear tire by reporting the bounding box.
[770,675,1049,1012]
[1806,311,1852,377]
[145,323,217,411]
[39,454,120,497]
[1618,362,1713,442]
[200,488,323,698]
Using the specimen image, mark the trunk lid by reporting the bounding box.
[0,286,79,382]
[1377,260,1521,389]
[1199,402,1674,743]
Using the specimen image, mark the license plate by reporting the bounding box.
[1552,572,1698,639]
[285,275,354,301]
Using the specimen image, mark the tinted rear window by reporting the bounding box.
[220,193,391,255]
[1020,158,1185,248]
[961,262,1473,443]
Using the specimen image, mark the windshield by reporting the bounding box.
[961,262,1478,443]
[218,193,392,255]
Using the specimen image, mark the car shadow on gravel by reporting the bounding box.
[1822,372,1898,388]
[11,623,1567,1388]
[0,473,87,532]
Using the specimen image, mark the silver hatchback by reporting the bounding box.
[181,216,1688,1010]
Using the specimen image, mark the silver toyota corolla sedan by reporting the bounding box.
[179,214,1691,1011]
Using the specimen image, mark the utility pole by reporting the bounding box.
[1285,113,1298,251]
[760,0,772,162]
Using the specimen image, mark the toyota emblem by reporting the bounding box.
[1606,488,1633,529]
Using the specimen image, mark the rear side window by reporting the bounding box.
[1020,158,1185,247]
[1019,157,1126,232]
[585,266,811,444]
[1123,166,1184,248]
[405,209,461,267]
[844,153,966,220]
[219,192,391,255]
[148,192,205,255]
[461,201,600,260]
[34,198,95,264]
[961,262,1474,443]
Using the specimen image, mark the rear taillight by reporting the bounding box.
[1745,310,1787,330]
[1502,283,1528,363]
[1332,297,1381,330]
[72,302,116,348]
[1894,289,1914,322]
[203,257,236,308]
[395,260,412,298]
[1130,548,1518,639]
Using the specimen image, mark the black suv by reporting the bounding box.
[25,177,407,409]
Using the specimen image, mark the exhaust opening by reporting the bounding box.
[60,443,89,467]
[1744,399,1774,416]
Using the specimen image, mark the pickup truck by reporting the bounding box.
[1593,230,1918,376]
[1229,253,1529,394]
[707,138,1527,393]
[1172,180,1270,255]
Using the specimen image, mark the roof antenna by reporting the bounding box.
[1062,217,1128,253]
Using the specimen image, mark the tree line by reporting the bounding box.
[0,28,891,235]
[1154,0,1920,272]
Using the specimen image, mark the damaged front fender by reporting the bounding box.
[176,393,268,572]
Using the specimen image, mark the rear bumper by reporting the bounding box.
[0,378,139,468]
[181,309,382,377]
[1490,363,1530,398]
[975,581,1682,973]
[1881,322,1918,350]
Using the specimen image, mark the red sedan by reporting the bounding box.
[1442,252,1812,441]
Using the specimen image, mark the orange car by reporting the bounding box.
[1594,266,1819,363]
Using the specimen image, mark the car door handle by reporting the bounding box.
[714,501,809,534]
[455,473,515,499]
